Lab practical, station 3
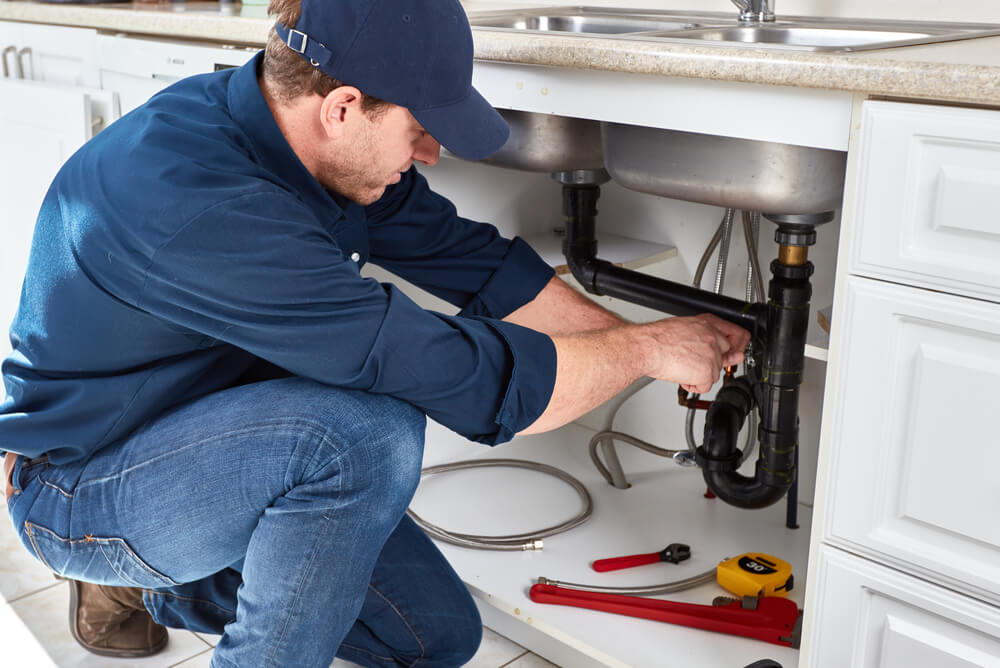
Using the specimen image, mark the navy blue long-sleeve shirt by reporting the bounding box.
[0,53,557,464]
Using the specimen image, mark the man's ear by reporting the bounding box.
[319,86,364,140]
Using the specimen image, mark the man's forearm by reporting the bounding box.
[518,324,649,434]
[519,314,750,436]
[503,275,625,336]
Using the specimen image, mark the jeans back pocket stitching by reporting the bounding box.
[23,521,180,587]
[24,524,56,573]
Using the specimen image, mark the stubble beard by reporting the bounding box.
[316,118,390,206]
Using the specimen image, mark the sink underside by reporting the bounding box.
[468,6,1000,52]
[463,109,847,215]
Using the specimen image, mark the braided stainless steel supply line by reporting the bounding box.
[536,566,717,595]
[407,458,593,551]
[588,430,690,486]
[685,210,762,466]
[587,209,762,480]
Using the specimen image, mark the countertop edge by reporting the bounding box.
[1,2,998,107]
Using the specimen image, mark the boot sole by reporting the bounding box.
[68,579,169,658]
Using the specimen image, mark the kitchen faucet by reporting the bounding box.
[730,0,775,23]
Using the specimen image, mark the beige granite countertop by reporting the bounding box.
[1,0,999,105]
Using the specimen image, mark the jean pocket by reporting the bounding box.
[24,522,180,589]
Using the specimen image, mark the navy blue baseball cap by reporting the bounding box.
[273,0,510,161]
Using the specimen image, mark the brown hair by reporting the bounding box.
[264,0,388,113]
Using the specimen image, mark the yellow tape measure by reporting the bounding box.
[716,553,794,598]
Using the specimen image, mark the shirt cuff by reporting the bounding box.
[458,236,555,320]
[476,318,557,445]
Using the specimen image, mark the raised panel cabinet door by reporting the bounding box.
[803,546,1000,668]
[850,100,1000,303]
[821,275,1000,606]
[0,79,92,390]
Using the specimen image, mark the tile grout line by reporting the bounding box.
[497,649,531,667]
[5,579,62,605]
[167,645,213,668]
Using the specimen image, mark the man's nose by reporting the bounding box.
[414,135,441,166]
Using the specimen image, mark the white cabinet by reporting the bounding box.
[850,101,1000,303]
[96,33,256,114]
[0,78,119,385]
[823,276,1000,604]
[808,546,1000,668]
[803,99,1000,666]
[0,21,98,86]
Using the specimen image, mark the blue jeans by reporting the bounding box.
[6,377,482,667]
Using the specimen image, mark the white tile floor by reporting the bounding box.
[1,509,556,668]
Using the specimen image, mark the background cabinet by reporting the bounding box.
[96,33,256,114]
[0,78,119,372]
[0,22,98,86]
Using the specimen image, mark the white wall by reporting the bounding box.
[481,0,1000,23]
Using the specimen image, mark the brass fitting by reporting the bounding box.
[778,244,809,266]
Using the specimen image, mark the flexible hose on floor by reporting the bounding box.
[408,458,593,551]
[536,567,717,596]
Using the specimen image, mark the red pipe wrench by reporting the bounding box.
[529,583,801,648]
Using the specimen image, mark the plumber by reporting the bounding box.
[0,0,748,665]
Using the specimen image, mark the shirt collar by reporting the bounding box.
[227,52,359,220]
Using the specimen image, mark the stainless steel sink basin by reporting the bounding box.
[467,6,1000,52]
[477,109,605,173]
[458,108,846,214]
[601,122,847,214]
[646,22,989,51]
[470,12,700,35]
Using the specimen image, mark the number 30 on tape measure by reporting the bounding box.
[716,553,794,599]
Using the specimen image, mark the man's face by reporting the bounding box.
[317,103,441,205]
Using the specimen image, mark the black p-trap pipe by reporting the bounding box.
[560,182,813,511]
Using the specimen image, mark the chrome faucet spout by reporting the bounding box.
[730,0,775,22]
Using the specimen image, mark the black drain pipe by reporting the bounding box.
[561,182,767,337]
[560,179,823,511]
[696,258,812,509]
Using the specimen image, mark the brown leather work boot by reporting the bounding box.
[68,579,168,658]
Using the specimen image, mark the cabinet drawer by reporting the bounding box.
[803,546,1000,668]
[822,276,1000,605]
[850,100,1000,303]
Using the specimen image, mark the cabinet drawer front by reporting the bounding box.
[804,546,1000,668]
[824,277,1000,604]
[850,100,1000,303]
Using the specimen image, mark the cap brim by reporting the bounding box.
[411,87,510,162]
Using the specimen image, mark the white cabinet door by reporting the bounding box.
[97,34,256,114]
[19,23,99,88]
[821,275,1000,605]
[0,21,23,79]
[849,101,1000,303]
[803,546,1000,668]
[0,22,98,86]
[0,79,107,387]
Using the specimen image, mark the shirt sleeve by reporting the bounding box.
[134,191,557,444]
[364,167,555,319]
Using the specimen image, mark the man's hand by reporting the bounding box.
[640,314,752,394]
[519,312,752,435]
